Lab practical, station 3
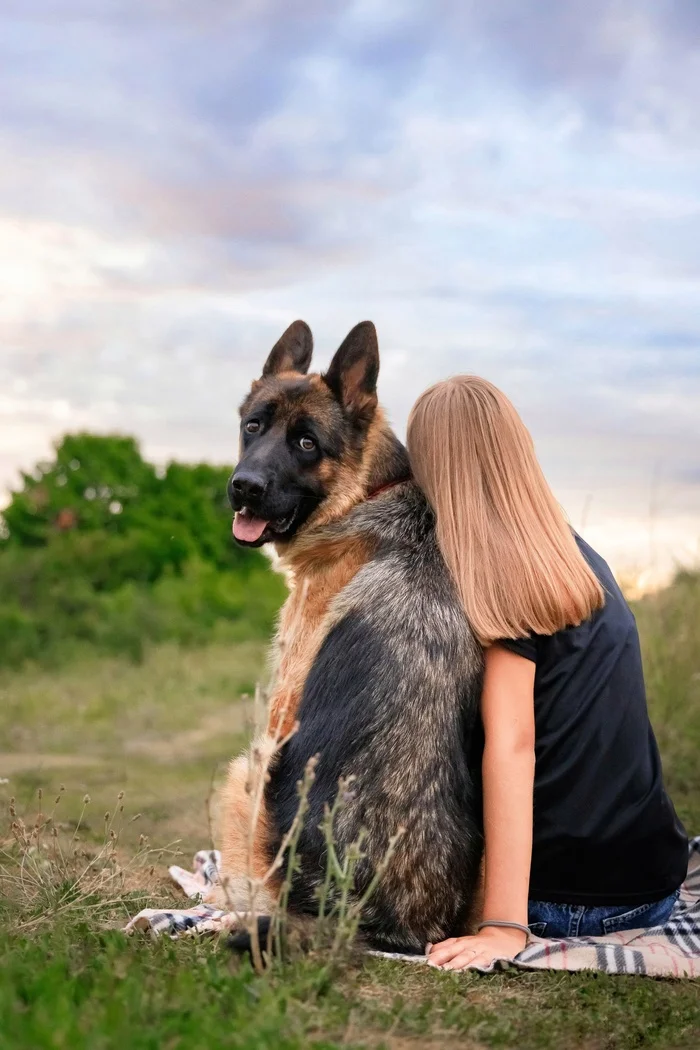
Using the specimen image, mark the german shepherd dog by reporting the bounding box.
[218,320,484,953]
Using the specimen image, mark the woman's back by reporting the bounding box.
[500,533,687,904]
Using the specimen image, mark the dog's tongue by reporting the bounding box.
[233,511,268,543]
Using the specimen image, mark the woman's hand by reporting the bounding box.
[427,926,527,971]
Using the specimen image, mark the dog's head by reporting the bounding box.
[229,320,380,547]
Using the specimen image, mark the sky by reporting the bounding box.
[1,0,699,588]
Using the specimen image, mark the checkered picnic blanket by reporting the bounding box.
[125,837,700,977]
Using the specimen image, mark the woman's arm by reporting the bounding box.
[428,644,536,969]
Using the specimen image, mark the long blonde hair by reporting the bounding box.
[407,375,604,645]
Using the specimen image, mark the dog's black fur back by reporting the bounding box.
[266,481,484,953]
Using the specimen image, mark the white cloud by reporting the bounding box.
[0,0,698,583]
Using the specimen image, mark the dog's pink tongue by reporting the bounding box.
[233,512,268,543]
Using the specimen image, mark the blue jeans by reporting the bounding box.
[528,889,680,938]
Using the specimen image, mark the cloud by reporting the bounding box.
[433,1,700,142]
[0,0,699,581]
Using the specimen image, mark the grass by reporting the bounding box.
[1,572,699,1049]
[1,927,699,1050]
[634,569,700,833]
[0,641,263,851]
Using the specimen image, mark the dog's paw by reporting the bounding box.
[228,916,273,965]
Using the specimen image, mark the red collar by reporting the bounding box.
[367,477,410,500]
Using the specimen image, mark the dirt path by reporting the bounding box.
[0,753,100,774]
[124,702,255,761]
[0,699,256,775]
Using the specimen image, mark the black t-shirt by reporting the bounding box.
[499,535,688,905]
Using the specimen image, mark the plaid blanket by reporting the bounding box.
[125,837,700,977]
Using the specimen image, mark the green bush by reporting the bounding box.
[0,433,285,668]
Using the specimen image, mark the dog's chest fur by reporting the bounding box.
[267,532,377,740]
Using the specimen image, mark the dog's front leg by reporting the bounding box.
[209,736,281,914]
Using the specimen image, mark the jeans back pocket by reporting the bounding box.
[601,890,679,935]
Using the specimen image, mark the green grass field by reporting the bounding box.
[1,572,699,1049]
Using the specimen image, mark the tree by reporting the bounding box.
[2,433,159,546]
[0,433,253,581]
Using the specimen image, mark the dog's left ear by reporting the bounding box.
[323,321,379,422]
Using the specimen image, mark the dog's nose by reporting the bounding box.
[229,470,266,506]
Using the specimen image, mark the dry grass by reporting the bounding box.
[0,786,181,933]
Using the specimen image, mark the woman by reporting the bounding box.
[406,376,687,971]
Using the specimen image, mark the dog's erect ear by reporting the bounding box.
[262,320,313,377]
[323,321,379,421]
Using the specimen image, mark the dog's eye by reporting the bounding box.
[299,436,316,452]
[244,420,260,434]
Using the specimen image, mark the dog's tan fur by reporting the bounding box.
[268,532,377,740]
[215,738,279,913]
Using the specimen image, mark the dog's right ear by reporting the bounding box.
[262,320,313,377]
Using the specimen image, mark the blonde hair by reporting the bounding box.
[407,376,604,645]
